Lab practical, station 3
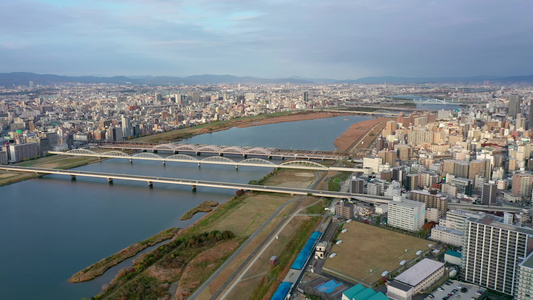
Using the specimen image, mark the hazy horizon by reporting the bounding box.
[1,0,531,80]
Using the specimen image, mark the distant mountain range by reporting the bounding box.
[0,72,532,86]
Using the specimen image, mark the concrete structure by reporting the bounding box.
[516,251,533,300]
[512,173,533,199]
[387,259,445,300]
[481,183,497,205]
[3,142,40,163]
[410,190,448,217]
[388,198,425,232]
[0,150,7,165]
[509,94,522,119]
[463,214,533,295]
[336,201,355,219]
[430,226,463,247]
[351,177,365,194]
[363,156,382,174]
[315,242,327,259]
[425,208,441,223]
[444,250,462,266]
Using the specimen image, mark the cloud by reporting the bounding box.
[0,0,531,79]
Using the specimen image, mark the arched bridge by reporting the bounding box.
[100,143,346,161]
[49,150,369,174]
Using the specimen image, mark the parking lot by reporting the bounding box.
[426,279,485,300]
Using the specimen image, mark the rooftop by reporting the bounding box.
[520,251,533,269]
[395,258,445,287]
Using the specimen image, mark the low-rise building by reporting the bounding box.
[335,201,354,219]
[387,259,445,300]
[430,226,463,247]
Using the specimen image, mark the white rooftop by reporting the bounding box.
[395,258,445,287]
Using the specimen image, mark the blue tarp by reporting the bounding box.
[317,279,342,294]
[291,231,321,270]
[271,282,292,300]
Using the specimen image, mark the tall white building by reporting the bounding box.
[516,251,533,300]
[388,198,425,232]
[463,215,533,295]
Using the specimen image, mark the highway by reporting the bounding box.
[0,165,524,213]
[0,166,384,201]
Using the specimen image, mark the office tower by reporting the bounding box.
[463,215,533,295]
[516,113,527,130]
[509,95,521,119]
[121,116,132,139]
[155,93,163,103]
[388,198,425,232]
[303,91,309,102]
[481,183,497,205]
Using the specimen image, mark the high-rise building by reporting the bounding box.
[516,252,533,300]
[388,198,425,232]
[350,177,365,194]
[512,173,533,198]
[409,190,448,216]
[303,91,309,102]
[463,215,533,295]
[481,183,497,205]
[529,99,533,130]
[121,115,132,139]
[509,95,522,119]
[469,159,491,181]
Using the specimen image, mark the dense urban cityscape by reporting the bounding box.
[2,78,533,300]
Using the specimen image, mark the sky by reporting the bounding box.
[0,0,531,79]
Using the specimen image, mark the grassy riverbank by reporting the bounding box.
[180,201,219,220]
[70,228,180,283]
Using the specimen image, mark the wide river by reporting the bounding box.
[0,115,371,299]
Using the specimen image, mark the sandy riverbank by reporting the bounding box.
[333,117,390,153]
[237,111,350,128]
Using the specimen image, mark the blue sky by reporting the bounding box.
[0,0,531,79]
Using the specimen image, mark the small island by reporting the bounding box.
[69,227,180,283]
[181,201,219,220]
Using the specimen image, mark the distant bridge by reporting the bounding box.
[99,143,346,161]
[48,150,369,173]
[412,98,462,105]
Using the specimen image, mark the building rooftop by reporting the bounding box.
[520,251,533,269]
[466,216,533,236]
[395,258,445,287]
[343,284,366,299]
[445,250,462,258]
[388,280,413,292]
[433,225,463,236]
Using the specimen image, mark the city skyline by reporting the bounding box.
[1,0,532,79]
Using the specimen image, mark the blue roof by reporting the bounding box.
[317,280,342,294]
[291,231,321,270]
[445,250,462,258]
[271,282,292,300]
[354,288,376,300]
[343,284,367,299]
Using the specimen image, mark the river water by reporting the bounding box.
[0,115,370,299]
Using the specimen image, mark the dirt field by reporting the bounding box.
[323,222,429,284]
[262,169,316,189]
[202,193,291,237]
[334,117,390,152]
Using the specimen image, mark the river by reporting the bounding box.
[0,115,371,299]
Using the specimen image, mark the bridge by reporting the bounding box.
[0,166,383,201]
[412,98,462,105]
[99,143,346,161]
[48,150,369,174]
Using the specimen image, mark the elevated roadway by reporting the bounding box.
[0,166,385,201]
[49,150,369,173]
